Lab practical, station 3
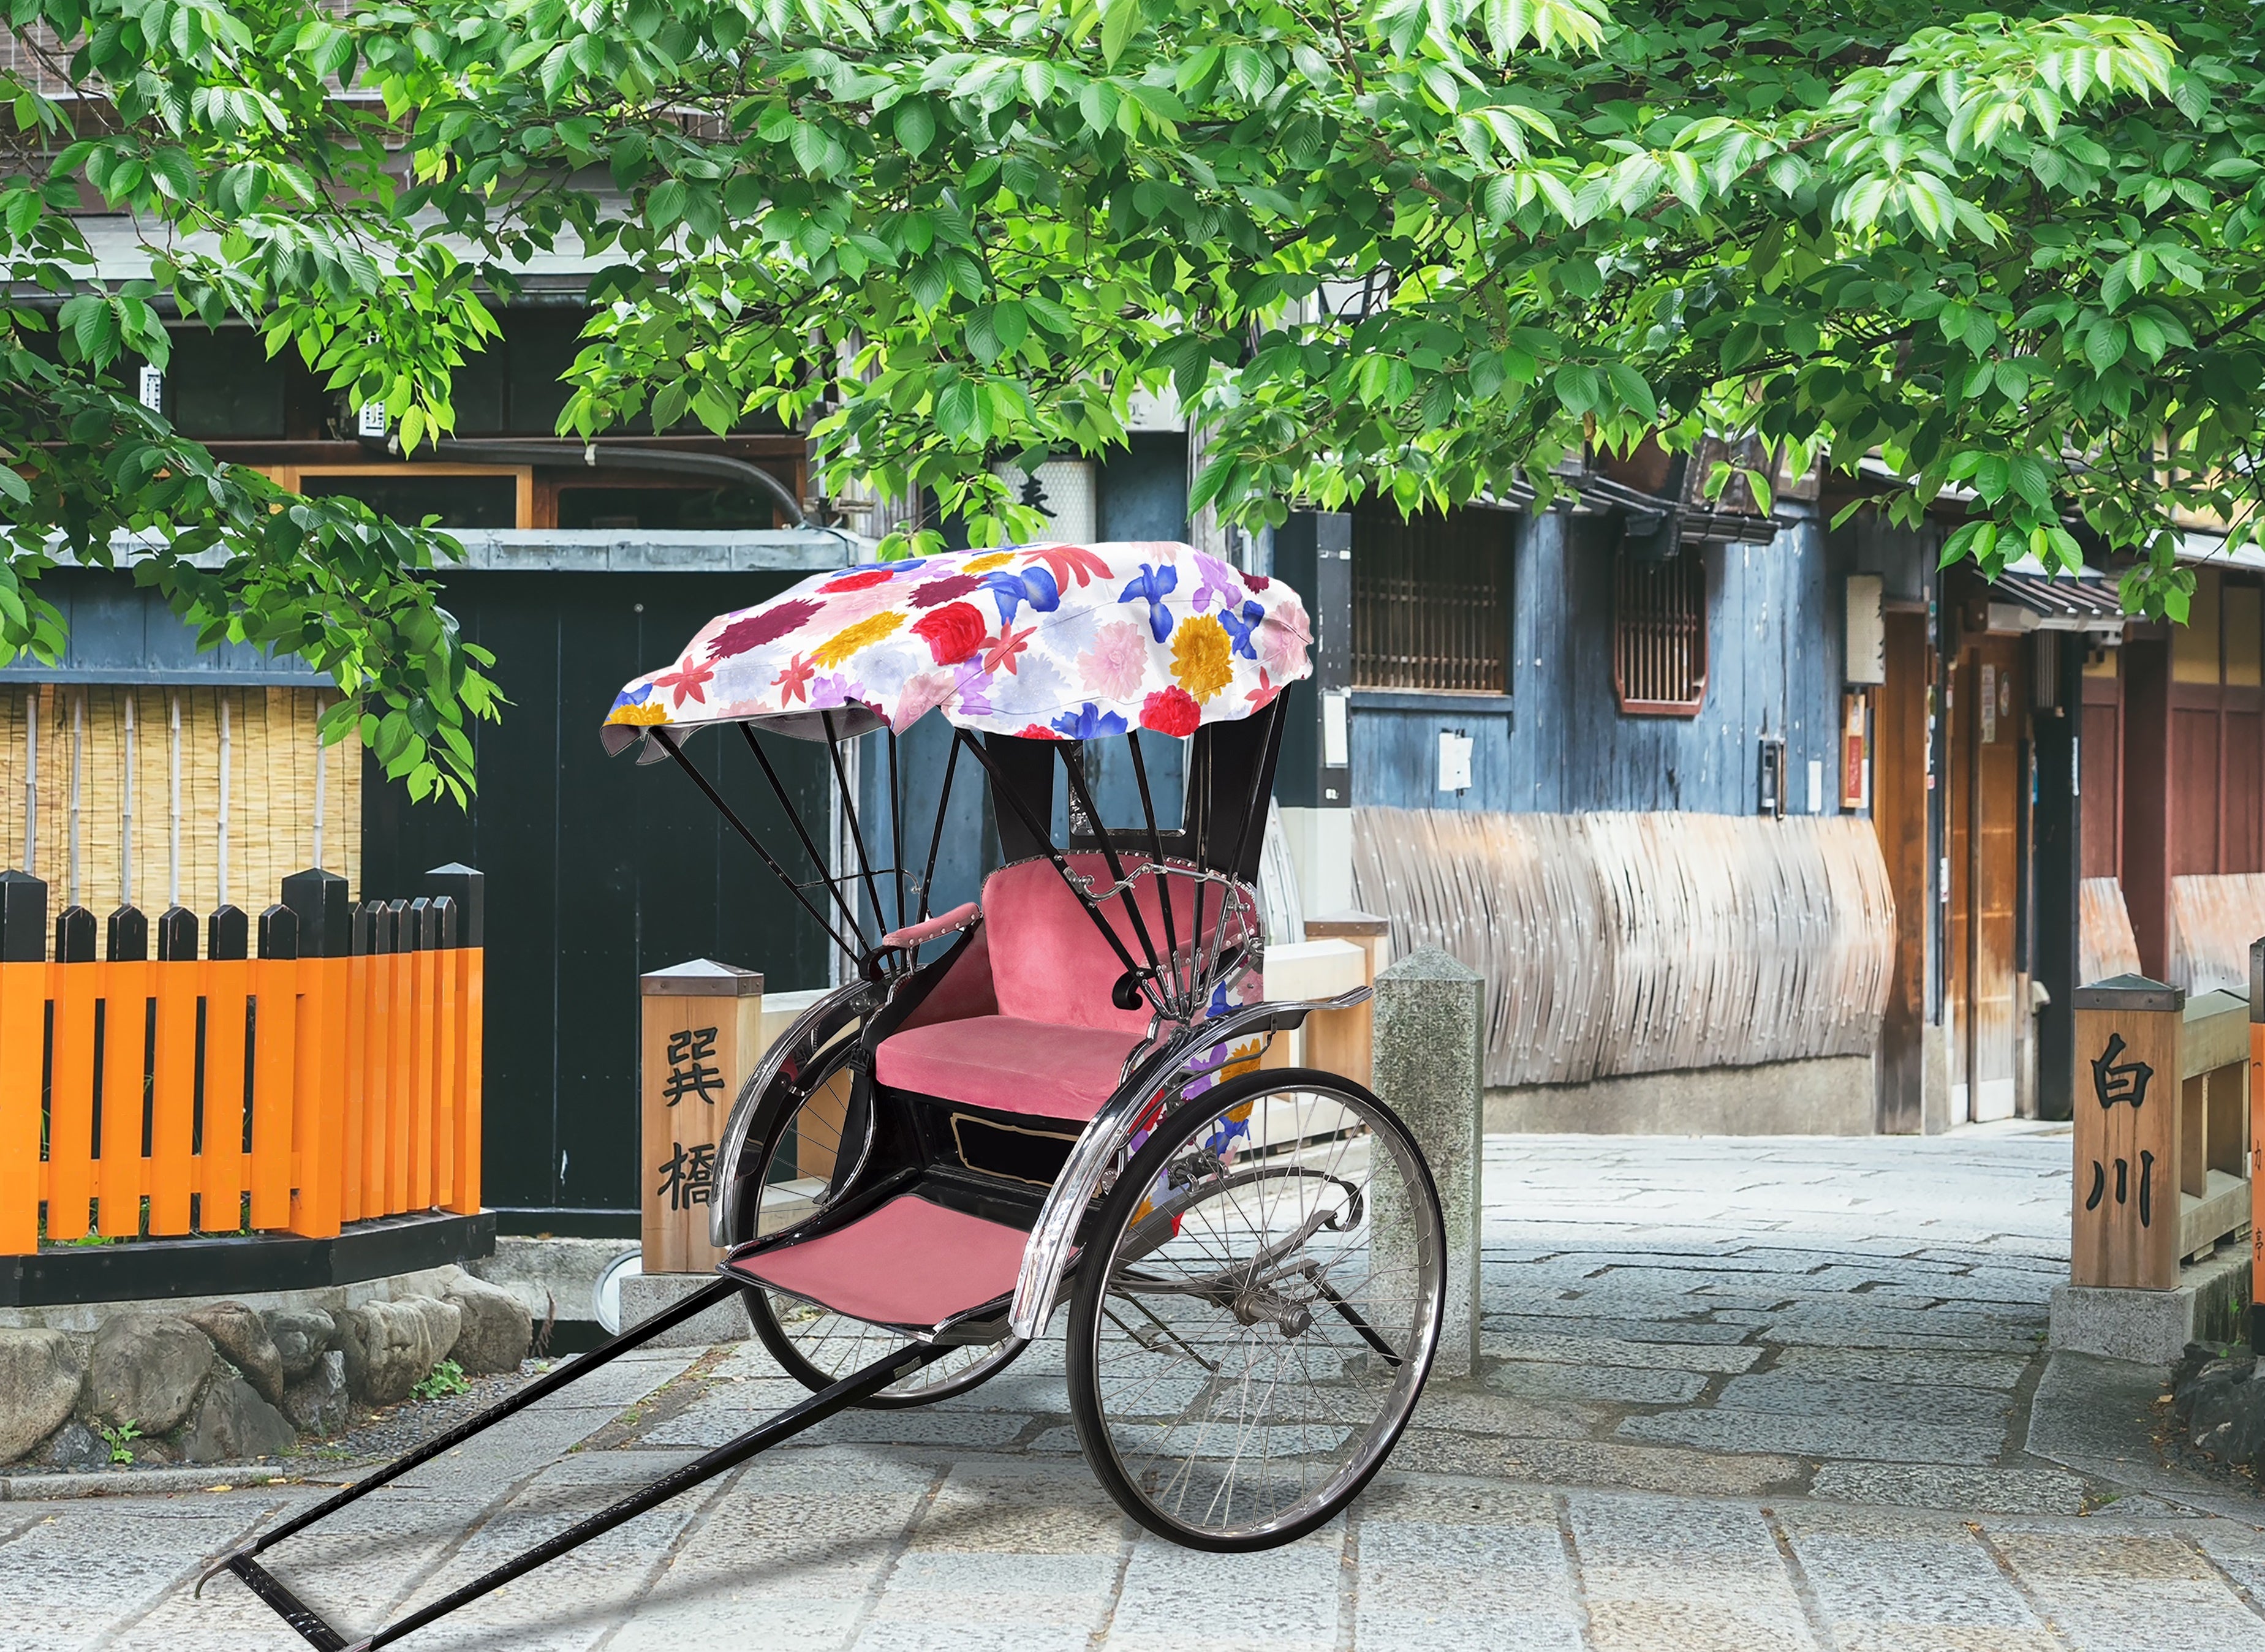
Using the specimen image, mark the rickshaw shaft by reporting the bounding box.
[228,1333,952,1652]
[350,1339,952,1650]
[232,1274,741,1565]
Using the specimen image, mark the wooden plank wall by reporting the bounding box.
[1350,807,1894,1088]
[2168,873,2265,997]
[2079,877,2144,986]
[1348,511,1853,817]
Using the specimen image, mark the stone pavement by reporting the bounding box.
[12,1123,2265,1650]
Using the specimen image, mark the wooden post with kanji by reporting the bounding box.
[2071,974,2182,1291]
[641,959,763,1275]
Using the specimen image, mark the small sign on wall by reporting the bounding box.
[1845,574,1886,685]
[1437,729,1473,793]
[1840,691,1871,812]
[1980,663,1998,744]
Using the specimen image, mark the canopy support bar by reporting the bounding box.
[656,730,863,960]
[885,726,907,934]
[952,728,1159,1014]
[1054,742,1169,1005]
[915,734,960,929]
[822,709,889,941]
[736,722,868,947]
[1123,734,1181,1001]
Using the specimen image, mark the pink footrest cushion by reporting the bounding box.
[728,1193,1029,1329]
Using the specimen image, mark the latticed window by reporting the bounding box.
[1614,548,1709,715]
[1352,509,1508,692]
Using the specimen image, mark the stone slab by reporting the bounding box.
[619,1271,751,1348]
[2049,1249,2252,1367]
[1373,946,1485,1378]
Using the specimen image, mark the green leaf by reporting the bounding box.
[1100,0,1143,66]
[894,100,936,158]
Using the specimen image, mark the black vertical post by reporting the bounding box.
[423,863,484,948]
[257,903,299,960]
[158,900,199,961]
[53,902,95,964]
[281,869,350,959]
[1271,510,1353,813]
[2032,632,2084,1121]
[105,903,148,962]
[204,904,246,962]
[0,869,47,962]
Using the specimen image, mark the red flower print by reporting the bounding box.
[912,601,987,665]
[1030,545,1113,589]
[1140,685,1202,736]
[823,568,896,591]
[1246,669,1280,711]
[909,573,981,608]
[1244,572,1271,590]
[708,598,820,658]
[1014,723,1062,741]
[982,622,1035,675]
[654,655,714,708]
[772,652,815,706]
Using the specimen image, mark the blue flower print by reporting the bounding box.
[1119,562,1179,643]
[1051,702,1130,741]
[981,565,1062,625]
[611,682,654,710]
[1216,600,1266,660]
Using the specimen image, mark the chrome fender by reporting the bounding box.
[709,979,879,1250]
[1007,984,1375,1338]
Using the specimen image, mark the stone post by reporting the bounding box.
[1372,945,1484,1379]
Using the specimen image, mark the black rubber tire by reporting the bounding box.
[1065,1067,1445,1550]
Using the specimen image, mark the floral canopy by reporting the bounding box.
[601,541,1312,751]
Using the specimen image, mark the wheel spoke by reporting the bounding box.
[1073,1075,1442,1544]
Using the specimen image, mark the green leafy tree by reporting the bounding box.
[4,0,2258,783]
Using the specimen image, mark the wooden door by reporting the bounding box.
[1871,613,1932,1132]
[1962,637,2024,1121]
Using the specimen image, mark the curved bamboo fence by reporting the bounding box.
[1351,809,1895,1089]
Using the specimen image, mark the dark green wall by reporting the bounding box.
[362,571,834,1221]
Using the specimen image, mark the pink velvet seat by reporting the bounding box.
[728,1193,1026,1327]
[875,854,1200,1121]
[875,1014,1139,1121]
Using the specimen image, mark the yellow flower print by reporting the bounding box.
[1222,1046,1263,1084]
[963,551,1015,574]
[811,611,904,668]
[607,702,671,725]
[1170,614,1235,703]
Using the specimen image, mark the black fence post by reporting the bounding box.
[423,863,485,948]
[205,904,247,962]
[257,903,300,960]
[105,903,148,962]
[54,903,96,964]
[0,870,46,962]
[156,904,199,962]
[281,869,349,960]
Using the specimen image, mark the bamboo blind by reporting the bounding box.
[0,685,361,916]
[1352,807,1895,1088]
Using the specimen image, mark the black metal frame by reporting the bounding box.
[200,1275,946,1650]
[211,700,1293,1649]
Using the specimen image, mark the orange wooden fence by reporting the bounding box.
[0,944,482,1252]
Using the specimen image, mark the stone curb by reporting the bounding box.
[0,1462,342,1501]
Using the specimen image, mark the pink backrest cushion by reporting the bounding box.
[981,854,1250,1033]
[896,918,998,1031]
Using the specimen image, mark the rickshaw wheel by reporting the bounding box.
[1066,1068,1444,1551]
[727,1041,1026,1408]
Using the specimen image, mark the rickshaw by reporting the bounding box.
[203,540,1446,1650]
